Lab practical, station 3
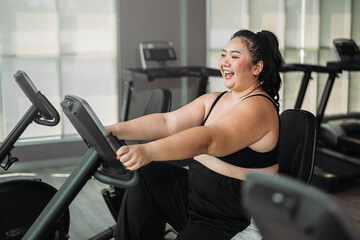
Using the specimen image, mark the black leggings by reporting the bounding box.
[113,162,241,240]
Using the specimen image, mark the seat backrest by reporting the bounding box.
[142,88,172,116]
[137,88,172,144]
[278,109,317,184]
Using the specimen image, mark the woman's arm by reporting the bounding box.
[105,93,218,141]
[105,113,169,140]
[117,96,279,170]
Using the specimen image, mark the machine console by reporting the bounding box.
[61,95,128,176]
[333,39,360,63]
[139,41,178,69]
[14,70,59,123]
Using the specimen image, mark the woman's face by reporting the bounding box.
[218,37,259,91]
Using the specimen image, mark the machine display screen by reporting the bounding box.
[334,39,360,62]
[339,45,358,55]
[144,49,176,61]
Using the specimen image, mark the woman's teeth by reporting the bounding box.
[224,71,234,79]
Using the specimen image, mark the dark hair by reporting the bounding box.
[231,29,283,109]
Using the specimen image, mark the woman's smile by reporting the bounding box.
[223,70,234,80]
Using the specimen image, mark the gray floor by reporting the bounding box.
[0,164,359,239]
[329,178,360,231]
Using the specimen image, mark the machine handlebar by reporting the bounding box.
[14,70,60,126]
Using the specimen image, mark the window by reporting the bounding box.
[0,0,118,142]
[207,0,360,116]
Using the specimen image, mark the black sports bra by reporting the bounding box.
[202,91,279,168]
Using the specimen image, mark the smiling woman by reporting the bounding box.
[219,37,263,92]
[224,30,282,107]
[105,29,283,240]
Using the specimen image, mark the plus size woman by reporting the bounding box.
[106,29,283,240]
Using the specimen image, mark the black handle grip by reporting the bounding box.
[14,70,60,126]
[33,92,60,126]
[105,132,126,154]
[94,170,139,188]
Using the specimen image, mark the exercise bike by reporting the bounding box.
[0,71,70,239]
[22,94,140,240]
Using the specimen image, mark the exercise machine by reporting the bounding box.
[22,95,139,240]
[0,71,61,170]
[0,71,70,239]
[314,39,360,190]
[279,64,339,189]
[280,63,339,112]
[320,38,360,154]
[280,60,360,191]
[243,172,359,240]
[122,41,221,121]
[122,66,221,121]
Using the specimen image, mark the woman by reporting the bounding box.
[106,29,283,240]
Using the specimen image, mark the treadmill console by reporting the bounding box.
[333,39,360,62]
[139,41,178,69]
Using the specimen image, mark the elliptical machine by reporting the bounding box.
[0,71,70,239]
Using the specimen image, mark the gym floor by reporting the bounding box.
[1,165,359,239]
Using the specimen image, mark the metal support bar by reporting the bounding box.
[23,149,101,240]
[294,70,312,109]
[123,80,134,121]
[197,76,209,97]
[316,72,338,127]
[0,105,38,166]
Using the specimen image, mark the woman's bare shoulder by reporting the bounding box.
[200,91,224,100]
[200,91,226,106]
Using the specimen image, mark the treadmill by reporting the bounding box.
[122,41,221,121]
[313,39,360,191]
